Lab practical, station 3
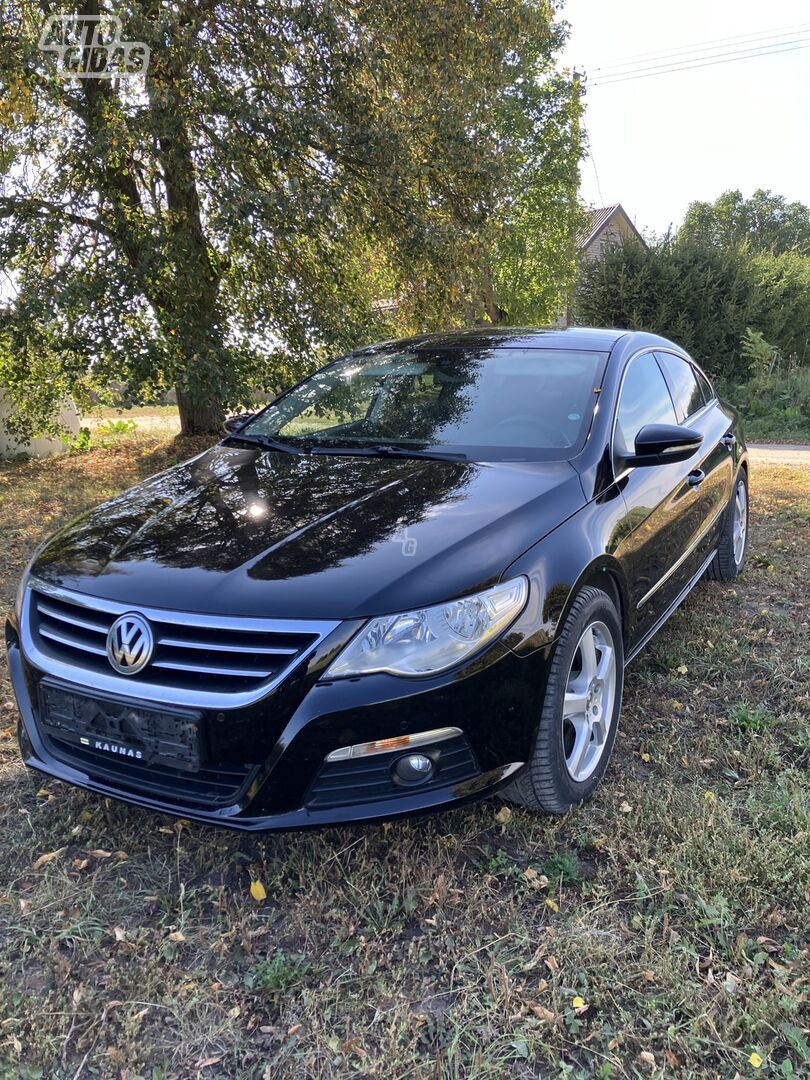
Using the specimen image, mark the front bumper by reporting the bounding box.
[6,616,550,831]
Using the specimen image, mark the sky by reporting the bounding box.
[559,0,810,238]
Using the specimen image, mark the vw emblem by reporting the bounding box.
[106,613,154,675]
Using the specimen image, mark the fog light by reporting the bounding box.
[392,753,434,786]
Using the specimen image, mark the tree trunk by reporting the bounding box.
[175,385,225,436]
[481,269,508,325]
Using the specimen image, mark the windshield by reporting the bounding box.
[242,347,608,461]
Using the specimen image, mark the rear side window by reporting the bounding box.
[655,352,703,421]
[615,352,677,453]
[694,366,715,404]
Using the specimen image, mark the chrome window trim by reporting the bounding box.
[21,578,341,710]
[654,350,712,425]
[636,500,726,609]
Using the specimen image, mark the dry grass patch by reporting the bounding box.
[0,442,807,1079]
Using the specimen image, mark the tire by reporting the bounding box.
[705,470,749,582]
[505,587,624,814]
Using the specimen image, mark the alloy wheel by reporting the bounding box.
[733,480,748,566]
[562,620,617,783]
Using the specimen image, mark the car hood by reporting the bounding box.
[30,444,584,619]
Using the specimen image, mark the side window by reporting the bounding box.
[655,352,704,422]
[615,352,677,453]
[693,365,715,404]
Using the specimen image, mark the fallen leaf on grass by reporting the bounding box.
[341,1036,366,1058]
[85,849,113,859]
[167,930,186,942]
[32,847,65,870]
[250,880,267,901]
[639,1051,656,1069]
[545,897,559,913]
[530,1003,558,1022]
[197,1057,223,1069]
[571,996,587,1010]
[749,1052,763,1069]
[619,801,632,813]
[495,806,512,825]
[287,1023,303,1037]
[676,664,688,675]
[523,868,549,889]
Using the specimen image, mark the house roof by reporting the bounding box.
[577,204,646,251]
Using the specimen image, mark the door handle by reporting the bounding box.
[721,432,736,448]
[687,469,705,487]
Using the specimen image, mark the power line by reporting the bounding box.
[593,30,810,77]
[589,40,810,87]
[591,21,810,73]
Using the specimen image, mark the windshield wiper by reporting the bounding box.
[223,432,307,456]
[310,443,467,462]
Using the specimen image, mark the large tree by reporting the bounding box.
[0,1,582,435]
[679,189,810,257]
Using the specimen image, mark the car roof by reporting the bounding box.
[360,326,630,353]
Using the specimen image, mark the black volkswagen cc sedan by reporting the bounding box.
[6,328,749,829]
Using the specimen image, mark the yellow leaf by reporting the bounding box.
[749,1052,763,1069]
[571,995,586,1009]
[167,930,186,942]
[495,806,512,825]
[676,664,688,675]
[640,752,651,762]
[703,791,716,802]
[545,897,559,913]
[250,880,267,902]
[32,847,65,870]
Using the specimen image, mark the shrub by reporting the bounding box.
[576,241,810,382]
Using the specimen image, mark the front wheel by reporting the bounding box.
[505,587,624,814]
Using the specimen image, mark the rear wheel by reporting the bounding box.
[506,587,624,814]
[705,471,749,581]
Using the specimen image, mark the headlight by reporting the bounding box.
[326,577,528,678]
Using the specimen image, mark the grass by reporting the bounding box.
[0,432,807,1079]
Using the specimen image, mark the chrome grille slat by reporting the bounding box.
[155,636,298,656]
[39,626,108,657]
[37,600,108,634]
[23,579,341,709]
[151,658,276,678]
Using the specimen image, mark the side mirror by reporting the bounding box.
[222,412,255,435]
[622,423,702,467]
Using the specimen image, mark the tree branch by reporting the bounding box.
[0,195,115,238]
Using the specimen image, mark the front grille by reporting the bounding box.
[24,581,340,708]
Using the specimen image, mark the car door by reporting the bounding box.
[654,351,733,570]
[612,350,706,640]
